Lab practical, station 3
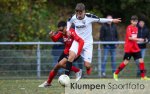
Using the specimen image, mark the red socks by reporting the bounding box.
[115,61,146,78]
[86,68,92,75]
[47,66,80,84]
[71,66,80,73]
[115,62,126,74]
[47,70,57,84]
[139,62,145,77]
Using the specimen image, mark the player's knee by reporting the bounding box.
[58,62,64,67]
[84,62,91,69]
[52,68,58,72]
[124,60,129,65]
[68,51,76,62]
[139,58,144,63]
[53,64,60,70]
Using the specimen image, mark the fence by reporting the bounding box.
[0,41,150,79]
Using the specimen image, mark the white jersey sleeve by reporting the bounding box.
[99,18,113,23]
[86,13,113,23]
[67,15,75,31]
[67,21,72,31]
[85,13,100,23]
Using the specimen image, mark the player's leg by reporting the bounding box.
[138,58,145,77]
[58,57,81,74]
[62,55,83,81]
[39,55,82,87]
[72,56,83,81]
[65,50,76,75]
[51,53,82,83]
[113,53,131,80]
[39,60,69,87]
[55,52,82,81]
[101,46,109,77]
[134,52,150,80]
[84,61,92,75]
[135,59,140,77]
[39,54,79,88]
[60,57,82,82]
[65,41,78,75]
[45,53,69,86]
[82,44,93,75]
[38,53,67,87]
[59,56,82,81]
[113,59,129,81]
[38,63,59,87]
[135,49,146,77]
[115,59,129,74]
[46,58,69,85]
[138,58,150,80]
[110,48,117,73]
[46,64,59,85]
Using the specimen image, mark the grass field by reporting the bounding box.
[1,79,150,94]
[0,79,65,94]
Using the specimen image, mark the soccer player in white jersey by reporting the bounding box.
[64,3,121,76]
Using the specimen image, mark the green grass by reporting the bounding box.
[1,78,150,94]
[0,79,65,94]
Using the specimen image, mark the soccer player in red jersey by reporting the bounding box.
[113,15,150,80]
[38,21,84,87]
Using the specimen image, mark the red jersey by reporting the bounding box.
[51,28,84,55]
[124,25,140,53]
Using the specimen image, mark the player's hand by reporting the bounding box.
[138,38,144,42]
[67,31,71,36]
[112,18,121,23]
[49,31,55,37]
[144,38,149,43]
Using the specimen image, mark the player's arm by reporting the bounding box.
[50,31,63,42]
[99,18,121,23]
[129,36,148,43]
[87,13,121,23]
[67,21,72,32]
[70,29,84,56]
[66,15,74,32]
[129,37,145,42]
[66,18,74,36]
[127,27,144,42]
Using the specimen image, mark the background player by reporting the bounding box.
[65,3,121,76]
[38,21,84,87]
[113,15,150,81]
[135,20,150,77]
[100,15,119,77]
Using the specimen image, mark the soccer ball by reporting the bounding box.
[58,74,70,87]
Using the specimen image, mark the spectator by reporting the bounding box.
[136,20,150,77]
[100,15,119,77]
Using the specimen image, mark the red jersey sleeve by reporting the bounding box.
[70,28,84,56]
[51,31,63,42]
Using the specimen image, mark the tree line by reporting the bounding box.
[0,0,149,42]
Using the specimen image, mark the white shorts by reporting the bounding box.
[69,41,93,63]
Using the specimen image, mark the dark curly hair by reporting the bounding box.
[57,21,66,28]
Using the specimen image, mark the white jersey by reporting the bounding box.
[67,13,113,44]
